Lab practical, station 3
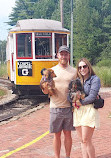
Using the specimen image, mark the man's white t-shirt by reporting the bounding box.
[50,64,77,108]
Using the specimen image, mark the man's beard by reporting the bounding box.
[60,59,68,65]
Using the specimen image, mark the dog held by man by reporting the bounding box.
[40,68,57,96]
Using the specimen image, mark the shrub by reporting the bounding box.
[96,59,111,67]
[94,66,111,87]
[0,64,7,78]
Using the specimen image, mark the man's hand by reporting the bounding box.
[42,82,49,94]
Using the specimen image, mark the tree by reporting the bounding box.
[6,0,111,65]
[101,0,111,58]
[7,0,59,26]
[0,41,6,64]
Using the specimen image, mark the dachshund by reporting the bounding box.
[68,78,85,109]
[40,68,57,96]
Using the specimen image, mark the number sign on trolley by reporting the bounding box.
[18,61,32,76]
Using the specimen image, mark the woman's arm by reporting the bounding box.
[81,76,101,105]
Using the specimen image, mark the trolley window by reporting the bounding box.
[35,32,52,59]
[16,33,32,59]
[55,34,67,58]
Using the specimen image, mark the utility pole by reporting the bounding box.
[60,0,64,28]
[70,0,73,66]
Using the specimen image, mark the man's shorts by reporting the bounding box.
[50,107,74,133]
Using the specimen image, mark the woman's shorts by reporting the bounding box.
[73,104,100,129]
[50,107,74,133]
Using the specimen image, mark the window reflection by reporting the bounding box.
[55,34,67,58]
[17,33,32,58]
[35,38,52,59]
[35,32,52,59]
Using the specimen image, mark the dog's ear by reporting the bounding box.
[47,69,56,78]
[52,71,56,77]
[69,80,73,90]
[43,69,49,79]
[41,68,47,75]
[76,79,83,91]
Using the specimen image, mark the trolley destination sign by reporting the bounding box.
[18,61,32,76]
[35,32,51,37]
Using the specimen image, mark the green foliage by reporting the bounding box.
[73,0,110,65]
[4,0,111,65]
[94,66,111,87]
[100,40,111,60]
[96,59,111,67]
[7,0,59,26]
[0,40,6,64]
[0,64,7,78]
[0,89,7,97]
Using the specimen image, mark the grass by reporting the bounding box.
[0,88,7,97]
[0,64,8,78]
[0,64,8,97]
[94,66,111,87]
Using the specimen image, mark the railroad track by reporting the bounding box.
[0,97,48,123]
[0,78,49,123]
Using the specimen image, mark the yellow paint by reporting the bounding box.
[16,60,58,85]
[0,131,49,158]
[10,30,70,34]
[7,60,10,79]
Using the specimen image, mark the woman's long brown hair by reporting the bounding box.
[76,58,95,84]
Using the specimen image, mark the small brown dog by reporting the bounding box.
[68,79,85,109]
[40,68,57,96]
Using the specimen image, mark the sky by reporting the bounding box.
[0,0,16,41]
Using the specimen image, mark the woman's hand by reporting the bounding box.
[76,91,81,99]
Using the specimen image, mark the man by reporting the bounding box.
[42,45,77,158]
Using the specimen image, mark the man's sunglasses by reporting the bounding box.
[78,65,88,70]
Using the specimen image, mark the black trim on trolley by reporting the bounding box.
[11,83,46,96]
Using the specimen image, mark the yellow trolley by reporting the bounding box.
[6,19,70,95]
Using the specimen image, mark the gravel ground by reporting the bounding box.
[100,87,111,93]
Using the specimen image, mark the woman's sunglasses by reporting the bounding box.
[78,65,88,70]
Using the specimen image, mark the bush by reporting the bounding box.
[94,66,111,87]
[0,64,7,78]
[96,59,111,67]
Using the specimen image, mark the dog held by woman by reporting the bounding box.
[68,78,85,109]
[40,68,57,96]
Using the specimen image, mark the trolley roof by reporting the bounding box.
[10,19,70,33]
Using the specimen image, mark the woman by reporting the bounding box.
[71,58,101,158]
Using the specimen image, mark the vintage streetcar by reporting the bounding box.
[6,19,70,95]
